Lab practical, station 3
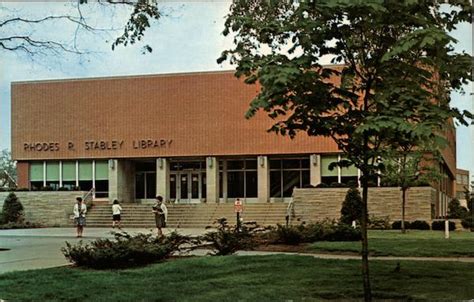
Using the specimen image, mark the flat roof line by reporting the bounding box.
[11,64,347,85]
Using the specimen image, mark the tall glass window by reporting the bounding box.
[321,155,339,185]
[270,158,310,198]
[46,161,60,189]
[340,156,358,185]
[78,161,93,191]
[321,155,359,186]
[225,159,258,199]
[95,161,109,198]
[62,161,76,189]
[30,162,44,190]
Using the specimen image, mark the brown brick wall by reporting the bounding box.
[292,187,435,223]
[16,161,29,189]
[11,71,340,161]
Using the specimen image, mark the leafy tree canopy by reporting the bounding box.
[219,1,472,299]
[219,0,472,178]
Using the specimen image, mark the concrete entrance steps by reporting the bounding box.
[86,203,289,228]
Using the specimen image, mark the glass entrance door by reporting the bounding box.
[171,171,204,203]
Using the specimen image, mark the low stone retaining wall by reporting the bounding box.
[292,186,436,223]
[0,191,87,227]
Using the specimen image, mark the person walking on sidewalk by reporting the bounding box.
[152,195,168,236]
[112,199,123,229]
[73,197,87,238]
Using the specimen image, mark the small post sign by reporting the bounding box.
[234,199,243,213]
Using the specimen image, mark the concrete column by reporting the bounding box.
[156,158,170,201]
[108,159,135,203]
[310,154,321,186]
[222,160,228,202]
[206,157,219,203]
[257,156,270,202]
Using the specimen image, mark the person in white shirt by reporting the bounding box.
[112,199,123,229]
[73,197,87,238]
[152,195,168,236]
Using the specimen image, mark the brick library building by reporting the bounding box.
[10,70,456,224]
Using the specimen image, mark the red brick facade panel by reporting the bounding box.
[12,71,340,161]
[16,161,29,189]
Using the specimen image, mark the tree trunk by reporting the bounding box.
[401,188,407,234]
[361,174,371,302]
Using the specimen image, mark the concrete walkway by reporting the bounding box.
[0,227,208,274]
[1,227,473,275]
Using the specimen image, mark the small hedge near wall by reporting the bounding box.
[432,221,456,231]
[62,231,191,269]
[266,221,361,245]
[391,220,430,230]
[409,220,431,230]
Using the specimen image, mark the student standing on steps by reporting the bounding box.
[112,199,123,229]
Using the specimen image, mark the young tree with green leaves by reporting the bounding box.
[462,185,474,230]
[219,1,472,300]
[382,147,439,233]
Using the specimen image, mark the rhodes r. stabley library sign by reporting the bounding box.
[23,139,173,152]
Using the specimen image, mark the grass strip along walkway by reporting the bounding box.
[310,230,474,257]
[1,255,473,301]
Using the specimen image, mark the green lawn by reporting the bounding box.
[1,255,473,301]
[309,230,474,257]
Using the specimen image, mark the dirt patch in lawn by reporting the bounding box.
[253,243,311,253]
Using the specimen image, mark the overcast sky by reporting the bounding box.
[0,1,472,177]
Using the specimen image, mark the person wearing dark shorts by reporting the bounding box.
[112,199,123,229]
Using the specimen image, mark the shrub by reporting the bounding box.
[61,231,191,269]
[265,220,362,244]
[57,187,70,191]
[340,187,363,225]
[1,192,24,224]
[330,182,347,188]
[368,216,391,230]
[200,218,258,255]
[431,220,456,231]
[14,187,30,192]
[299,220,361,242]
[39,186,54,191]
[321,223,361,241]
[448,199,468,219]
[461,216,473,229]
[315,183,328,188]
[0,221,42,230]
[410,220,430,230]
[391,221,411,230]
[270,224,304,245]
